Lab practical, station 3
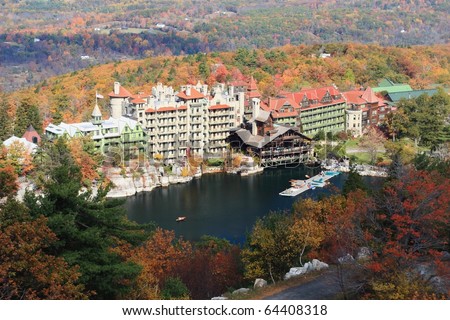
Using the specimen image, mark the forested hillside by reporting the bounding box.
[1,0,449,90]
[1,43,448,129]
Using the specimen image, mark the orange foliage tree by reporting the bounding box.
[0,199,87,299]
[123,228,192,299]
[67,137,102,185]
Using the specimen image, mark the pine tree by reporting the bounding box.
[14,96,42,136]
[343,165,367,196]
[24,138,154,299]
[0,95,11,142]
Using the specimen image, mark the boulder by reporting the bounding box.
[441,251,450,261]
[232,288,250,295]
[284,259,329,280]
[310,259,329,271]
[356,247,371,261]
[254,278,267,289]
[211,296,229,300]
[338,253,355,264]
[284,266,308,280]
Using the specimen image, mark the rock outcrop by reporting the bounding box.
[232,288,250,295]
[284,259,329,280]
[254,278,267,289]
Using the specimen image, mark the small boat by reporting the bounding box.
[305,174,311,179]
[176,216,186,222]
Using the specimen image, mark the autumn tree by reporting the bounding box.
[0,198,87,299]
[24,137,153,299]
[175,236,243,299]
[123,228,192,300]
[0,164,18,199]
[288,202,325,267]
[2,140,34,175]
[241,212,296,283]
[364,167,449,299]
[383,109,409,142]
[358,126,386,164]
[67,136,102,185]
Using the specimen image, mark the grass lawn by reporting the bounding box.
[349,152,386,164]
[343,138,361,149]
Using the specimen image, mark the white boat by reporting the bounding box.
[176,216,186,222]
[279,171,340,197]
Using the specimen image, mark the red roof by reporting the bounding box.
[343,90,367,105]
[260,101,270,111]
[248,76,258,91]
[229,80,248,87]
[288,86,345,109]
[176,87,205,100]
[361,87,379,104]
[131,97,146,104]
[247,91,262,99]
[146,105,186,113]
[268,97,300,111]
[343,87,383,107]
[22,125,41,144]
[156,107,177,112]
[108,85,132,98]
[209,104,231,110]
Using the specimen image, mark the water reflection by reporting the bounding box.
[125,168,384,243]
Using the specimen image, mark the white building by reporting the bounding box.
[45,101,147,158]
[110,81,245,162]
[2,136,38,154]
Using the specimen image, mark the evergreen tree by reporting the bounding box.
[0,95,11,142]
[14,96,42,136]
[343,165,367,196]
[24,138,154,299]
[387,151,408,180]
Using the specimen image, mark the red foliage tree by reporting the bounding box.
[0,200,87,299]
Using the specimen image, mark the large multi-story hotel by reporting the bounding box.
[259,86,346,137]
[45,77,397,165]
[111,81,245,162]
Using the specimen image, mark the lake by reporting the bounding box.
[125,166,384,243]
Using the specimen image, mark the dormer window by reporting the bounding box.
[322,91,331,103]
[301,96,309,108]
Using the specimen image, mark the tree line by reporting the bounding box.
[1,135,448,299]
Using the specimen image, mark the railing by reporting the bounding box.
[301,112,344,124]
[209,126,230,133]
[302,119,345,131]
[261,146,310,157]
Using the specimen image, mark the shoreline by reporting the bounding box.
[15,163,388,201]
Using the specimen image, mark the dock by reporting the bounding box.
[279,171,340,197]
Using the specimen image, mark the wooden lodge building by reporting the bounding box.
[228,98,313,167]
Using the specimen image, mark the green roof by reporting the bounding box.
[387,89,438,103]
[373,78,413,94]
[373,84,413,93]
[377,79,396,87]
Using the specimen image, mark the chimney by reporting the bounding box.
[252,122,257,136]
[114,82,120,95]
[252,98,260,120]
[251,98,260,136]
[186,86,191,96]
[229,85,234,98]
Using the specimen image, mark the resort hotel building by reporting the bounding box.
[44,77,398,165]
